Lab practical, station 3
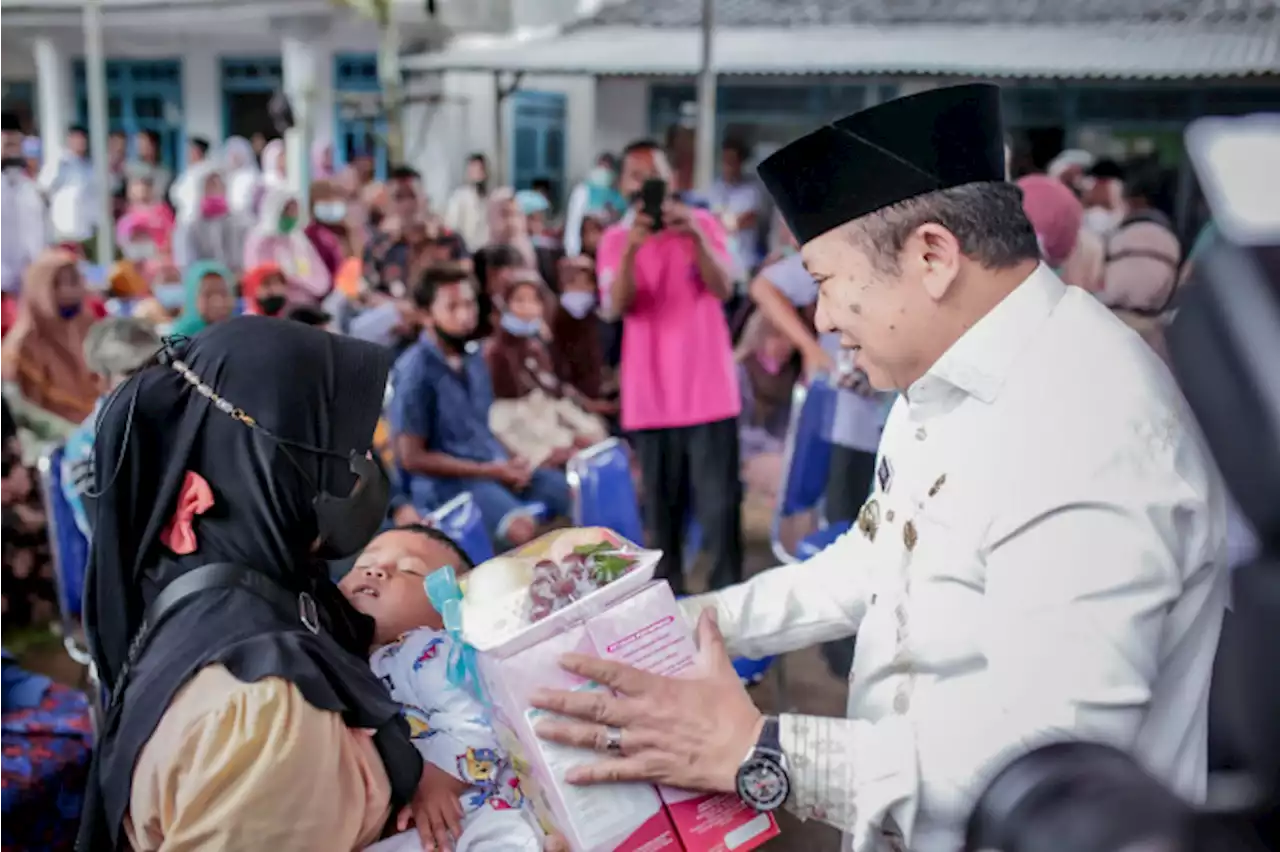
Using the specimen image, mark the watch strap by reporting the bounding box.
[757,716,782,755]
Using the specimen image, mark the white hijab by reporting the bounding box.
[222,136,259,215]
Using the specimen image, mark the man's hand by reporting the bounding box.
[490,458,534,491]
[627,210,654,252]
[531,610,764,793]
[663,199,700,238]
[396,762,470,852]
[392,502,422,527]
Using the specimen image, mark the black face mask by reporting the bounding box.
[310,451,391,560]
[257,294,287,316]
[474,179,488,195]
[435,327,470,353]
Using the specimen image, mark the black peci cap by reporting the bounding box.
[758,84,1008,245]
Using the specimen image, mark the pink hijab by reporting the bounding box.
[311,138,334,180]
[1017,174,1083,268]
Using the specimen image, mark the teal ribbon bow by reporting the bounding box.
[424,566,487,705]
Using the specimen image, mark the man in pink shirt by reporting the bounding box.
[596,139,743,592]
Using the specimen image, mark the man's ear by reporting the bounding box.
[910,224,962,302]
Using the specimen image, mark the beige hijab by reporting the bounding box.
[1,249,100,422]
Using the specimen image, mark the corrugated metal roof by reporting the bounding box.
[576,0,1280,28]
[403,24,1280,78]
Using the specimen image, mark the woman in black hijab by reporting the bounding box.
[78,316,423,851]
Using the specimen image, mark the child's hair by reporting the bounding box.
[393,523,476,572]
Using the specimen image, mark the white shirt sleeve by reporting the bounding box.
[682,527,873,660]
[443,187,466,235]
[563,183,589,258]
[773,434,1216,849]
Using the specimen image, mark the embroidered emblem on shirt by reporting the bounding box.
[903,519,918,551]
[877,456,893,492]
[928,474,946,498]
[885,509,895,523]
[856,499,881,541]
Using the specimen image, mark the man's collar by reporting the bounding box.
[907,263,1066,406]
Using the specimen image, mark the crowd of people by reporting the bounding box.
[0,79,1252,852]
[1,107,1205,645]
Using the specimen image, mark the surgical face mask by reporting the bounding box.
[587,166,613,188]
[121,240,157,261]
[500,313,542,338]
[279,214,298,235]
[314,201,346,224]
[153,282,185,310]
[559,291,595,320]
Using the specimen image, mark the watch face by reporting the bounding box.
[736,754,790,812]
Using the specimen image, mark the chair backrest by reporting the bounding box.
[567,438,645,544]
[427,492,494,565]
[37,446,89,624]
[777,375,838,518]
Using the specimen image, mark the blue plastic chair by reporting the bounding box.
[38,446,102,730]
[771,375,851,564]
[37,447,91,666]
[427,492,494,566]
[566,438,644,544]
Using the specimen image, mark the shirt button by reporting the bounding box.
[915,426,927,441]
[893,691,911,714]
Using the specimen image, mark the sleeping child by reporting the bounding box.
[339,526,545,852]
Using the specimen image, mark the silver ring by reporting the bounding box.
[603,725,624,755]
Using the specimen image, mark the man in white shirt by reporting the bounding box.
[706,138,766,284]
[38,125,99,243]
[2,112,46,294]
[527,84,1226,852]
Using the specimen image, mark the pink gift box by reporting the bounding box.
[471,557,777,851]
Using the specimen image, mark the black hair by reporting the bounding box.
[137,129,161,148]
[68,124,89,137]
[722,137,751,161]
[531,176,553,193]
[850,181,1042,274]
[596,151,618,171]
[1088,159,1125,182]
[1,112,21,133]
[391,523,476,571]
[389,165,421,182]
[472,243,526,289]
[189,136,210,156]
[621,138,662,161]
[108,129,127,140]
[412,262,473,310]
[467,152,487,166]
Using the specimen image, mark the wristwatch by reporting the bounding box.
[735,716,791,812]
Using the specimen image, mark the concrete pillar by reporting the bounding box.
[280,19,327,209]
[33,37,73,168]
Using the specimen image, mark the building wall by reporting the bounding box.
[406,70,600,207]
[4,20,381,155]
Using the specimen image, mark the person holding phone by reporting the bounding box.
[596,139,743,593]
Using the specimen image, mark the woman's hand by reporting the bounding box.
[396,762,470,852]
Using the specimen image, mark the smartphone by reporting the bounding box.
[640,177,666,230]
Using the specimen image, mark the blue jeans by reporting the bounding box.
[437,468,571,544]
